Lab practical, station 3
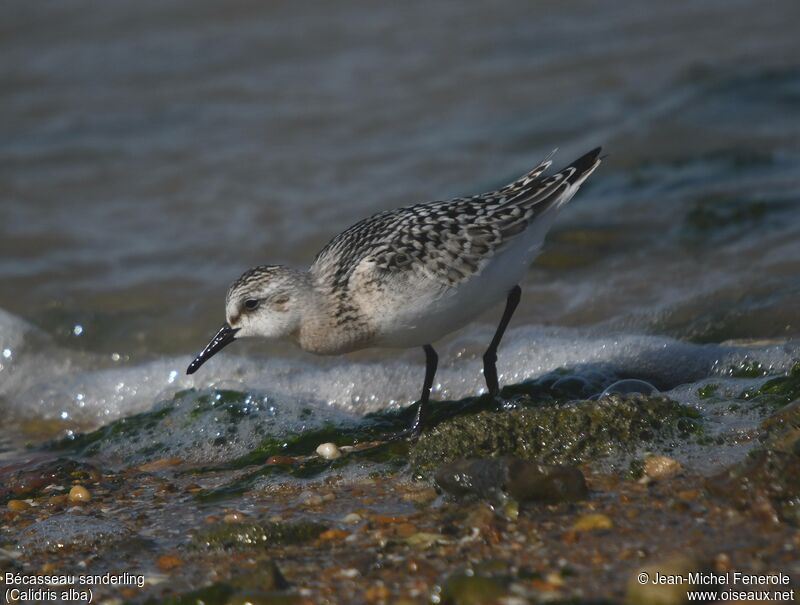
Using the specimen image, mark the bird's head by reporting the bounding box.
[186,265,309,374]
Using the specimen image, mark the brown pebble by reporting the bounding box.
[643,455,682,480]
[319,529,350,542]
[714,552,732,573]
[48,494,68,508]
[7,499,30,512]
[677,489,700,501]
[365,584,390,601]
[157,554,183,571]
[68,485,91,503]
[266,455,296,465]
[401,487,438,505]
[394,523,418,538]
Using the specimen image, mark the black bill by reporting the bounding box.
[186,323,240,375]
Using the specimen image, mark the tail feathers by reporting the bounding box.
[501,146,602,210]
[563,146,602,186]
[494,147,602,239]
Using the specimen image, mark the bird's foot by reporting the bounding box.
[384,419,424,443]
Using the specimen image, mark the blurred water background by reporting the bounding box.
[1,0,799,462]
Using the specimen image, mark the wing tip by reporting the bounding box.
[565,146,603,182]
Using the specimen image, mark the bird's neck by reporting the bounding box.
[295,278,372,355]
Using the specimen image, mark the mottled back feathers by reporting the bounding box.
[311,148,602,291]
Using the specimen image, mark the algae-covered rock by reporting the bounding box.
[145,563,297,605]
[707,400,800,525]
[434,458,587,504]
[192,520,327,549]
[411,395,701,473]
[740,361,800,407]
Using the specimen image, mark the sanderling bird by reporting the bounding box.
[187,147,602,436]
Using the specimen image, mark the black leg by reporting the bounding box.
[483,284,522,396]
[407,344,438,437]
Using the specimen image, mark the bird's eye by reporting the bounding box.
[243,299,260,311]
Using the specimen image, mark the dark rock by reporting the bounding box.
[707,400,800,525]
[411,394,701,474]
[231,561,290,591]
[144,575,300,605]
[434,458,587,504]
[192,520,327,549]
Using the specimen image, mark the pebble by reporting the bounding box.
[316,442,342,460]
[434,458,587,503]
[405,532,444,549]
[319,529,349,541]
[364,584,390,601]
[68,485,91,503]
[300,491,324,506]
[6,499,30,512]
[643,455,682,480]
[337,568,360,578]
[572,513,614,532]
[401,487,438,505]
[342,512,362,524]
[156,554,183,571]
[394,523,418,538]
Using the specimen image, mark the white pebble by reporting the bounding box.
[342,512,362,524]
[316,442,342,460]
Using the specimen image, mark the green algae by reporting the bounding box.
[696,383,719,399]
[727,359,770,378]
[740,361,800,406]
[52,405,174,458]
[438,572,508,605]
[192,520,327,549]
[410,394,702,474]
